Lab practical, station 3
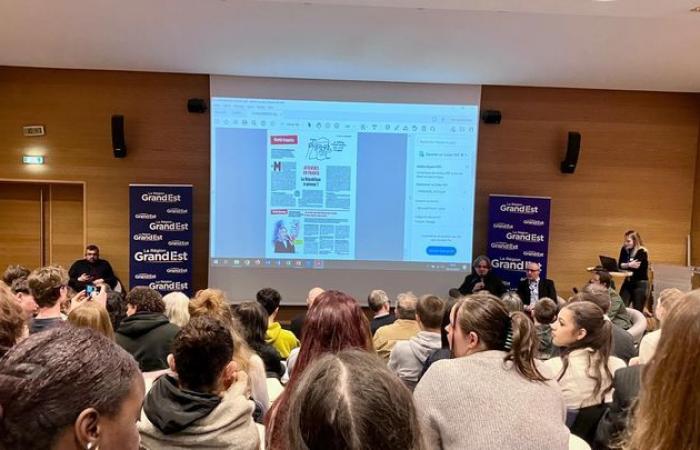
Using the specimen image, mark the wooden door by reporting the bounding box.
[48,183,85,269]
[0,182,43,270]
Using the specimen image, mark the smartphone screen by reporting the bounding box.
[85,284,95,295]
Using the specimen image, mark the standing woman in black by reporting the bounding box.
[618,230,649,311]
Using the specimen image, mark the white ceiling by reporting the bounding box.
[2,0,700,91]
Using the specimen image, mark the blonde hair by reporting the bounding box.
[190,289,251,372]
[656,288,685,325]
[623,290,700,450]
[624,230,647,258]
[163,291,190,327]
[657,288,684,307]
[67,302,114,340]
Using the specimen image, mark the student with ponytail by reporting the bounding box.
[545,302,625,415]
[414,294,569,450]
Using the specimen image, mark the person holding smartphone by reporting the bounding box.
[68,244,118,291]
[618,230,649,311]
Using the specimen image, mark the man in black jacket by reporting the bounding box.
[116,287,180,371]
[516,262,557,306]
[68,244,118,291]
[457,255,507,297]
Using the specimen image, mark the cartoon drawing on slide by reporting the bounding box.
[307,138,332,160]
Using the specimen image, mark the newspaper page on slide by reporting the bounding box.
[265,130,357,260]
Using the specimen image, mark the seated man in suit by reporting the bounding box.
[516,262,557,307]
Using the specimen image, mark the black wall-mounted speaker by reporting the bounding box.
[111,115,126,158]
[560,131,581,174]
[187,98,208,113]
[481,110,502,124]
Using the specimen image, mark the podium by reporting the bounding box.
[586,267,632,289]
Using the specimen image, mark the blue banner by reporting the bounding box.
[129,185,193,296]
[487,194,551,290]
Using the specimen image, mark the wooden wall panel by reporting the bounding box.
[0,182,43,270]
[1,67,699,296]
[477,87,700,296]
[49,183,84,270]
[691,123,700,267]
[0,67,210,289]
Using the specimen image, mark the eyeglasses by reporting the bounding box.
[526,269,540,272]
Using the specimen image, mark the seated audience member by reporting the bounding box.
[373,291,420,361]
[594,364,642,449]
[266,290,373,449]
[163,291,191,327]
[106,288,128,331]
[290,286,323,339]
[457,255,507,297]
[533,297,559,359]
[190,289,269,416]
[27,265,70,334]
[0,281,27,357]
[414,294,569,450]
[368,289,396,335]
[139,316,259,450]
[115,287,180,371]
[516,262,557,307]
[2,264,30,286]
[256,287,300,358]
[68,244,118,291]
[637,287,684,364]
[10,277,38,319]
[68,301,115,339]
[620,290,700,450]
[0,326,144,450]
[234,301,285,379]
[501,291,525,313]
[389,294,444,389]
[286,350,422,450]
[589,270,632,330]
[546,302,625,416]
[572,288,637,363]
[419,297,458,379]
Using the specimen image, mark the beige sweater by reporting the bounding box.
[373,319,420,361]
[414,350,569,450]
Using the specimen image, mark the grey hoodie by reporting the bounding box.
[388,331,442,383]
[139,374,260,450]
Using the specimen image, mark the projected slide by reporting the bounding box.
[210,97,478,273]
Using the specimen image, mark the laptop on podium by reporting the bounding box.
[598,255,619,273]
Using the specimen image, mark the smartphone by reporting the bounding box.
[85,284,96,296]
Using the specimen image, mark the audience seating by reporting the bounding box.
[626,308,647,343]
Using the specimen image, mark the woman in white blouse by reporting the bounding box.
[545,301,625,421]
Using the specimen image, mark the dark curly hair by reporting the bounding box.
[0,326,140,450]
[172,315,234,392]
[125,286,165,313]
